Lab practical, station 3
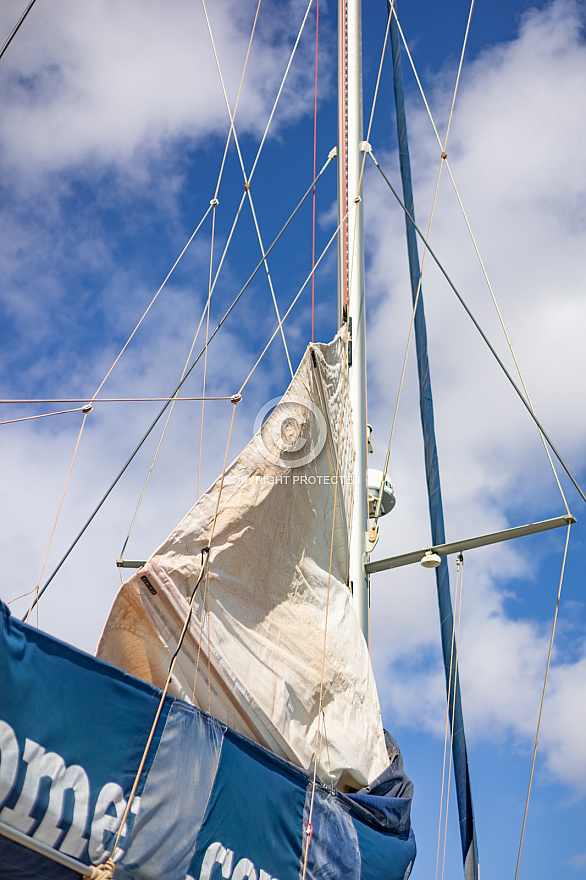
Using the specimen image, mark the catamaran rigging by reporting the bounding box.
[0,1,583,878]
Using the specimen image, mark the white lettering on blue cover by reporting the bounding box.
[0,720,140,865]
[34,762,90,857]
[199,842,235,880]
[1,739,64,835]
[232,858,257,880]
[88,782,126,863]
[0,721,19,810]
[198,842,278,880]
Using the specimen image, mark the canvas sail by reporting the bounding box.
[97,330,389,790]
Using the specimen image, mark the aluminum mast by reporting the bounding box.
[338,0,369,641]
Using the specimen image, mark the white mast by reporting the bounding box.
[337,0,369,642]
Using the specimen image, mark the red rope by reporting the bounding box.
[311,0,320,342]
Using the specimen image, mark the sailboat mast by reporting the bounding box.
[337,0,369,641]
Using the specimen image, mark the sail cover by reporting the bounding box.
[97,331,389,791]
[0,599,415,880]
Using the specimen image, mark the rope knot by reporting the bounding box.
[89,857,116,879]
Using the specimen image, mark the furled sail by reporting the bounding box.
[97,330,389,790]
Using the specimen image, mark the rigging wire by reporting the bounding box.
[119,2,276,554]
[391,7,570,516]
[514,522,572,880]
[13,202,213,596]
[25,156,333,616]
[91,204,213,403]
[368,149,586,507]
[237,199,345,395]
[373,1,474,523]
[24,410,90,625]
[0,397,235,404]
[0,0,38,63]
[119,4,316,556]
[0,398,234,428]
[0,407,87,427]
[338,0,394,562]
[203,0,261,202]
[202,0,315,378]
[197,201,218,501]
[101,401,239,877]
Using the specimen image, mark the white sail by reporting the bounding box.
[97,329,389,790]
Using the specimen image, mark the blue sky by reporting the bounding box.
[1,0,586,877]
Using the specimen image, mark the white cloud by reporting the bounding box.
[0,0,322,175]
[366,0,586,793]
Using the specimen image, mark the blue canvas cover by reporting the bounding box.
[0,601,415,880]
